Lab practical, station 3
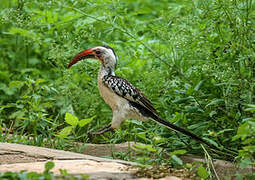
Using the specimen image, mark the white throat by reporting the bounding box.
[98,65,115,79]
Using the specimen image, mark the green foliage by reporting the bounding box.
[56,112,94,139]
[232,104,255,179]
[0,0,254,178]
[197,166,210,179]
[44,161,55,174]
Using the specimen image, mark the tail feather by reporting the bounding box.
[128,100,220,151]
[152,116,218,150]
[128,100,238,158]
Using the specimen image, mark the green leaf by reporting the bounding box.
[0,83,14,95]
[244,108,255,112]
[78,116,95,127]
[185,105,204,113]
[170,149,187,155]
[65,112,78,126]
[58,126,72,137]
[130,146,143,153]
[9,81,24,89]
[205,99,224,108]
[246,104,255,108]
[44,161,55,173]
[209,110,217,117]
[242,118,253,122]
[173,96,194,104]
[245,104,255,112]
[147,147,157,152]
[171,112,182,123]
[153,136,166,144]
[197,166,209,178]
[35,78,46,84]
[240,157,251,169]
[136,132,148,141]
[134,144,152,149]
[194,80,204,91]
[233,122,249,140]
[171,155,183,165]
[188,121,207,130]
[202,138,219,148]
[8,27,39,40]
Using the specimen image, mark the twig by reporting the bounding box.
[201,144,220,180]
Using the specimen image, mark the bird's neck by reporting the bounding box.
[98,64,115,79]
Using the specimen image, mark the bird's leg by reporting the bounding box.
[89,124,114,135]
[94,124,111,132]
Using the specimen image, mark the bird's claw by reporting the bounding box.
[88,124,113,136]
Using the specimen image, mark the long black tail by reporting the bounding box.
[152,116,219,150]
[152,116,239,159]
[128,101,237,157]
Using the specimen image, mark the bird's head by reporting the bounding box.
[67,45,117,70]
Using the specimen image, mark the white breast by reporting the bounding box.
[97,79,128,111]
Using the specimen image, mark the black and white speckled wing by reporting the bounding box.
[102,75,158,115]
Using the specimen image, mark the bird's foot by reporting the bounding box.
[89,124,114,135]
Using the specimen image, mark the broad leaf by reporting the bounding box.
[44,161,55,173]
[170,149,187,155]
[78,116,95,127]
[171,155,183,165]
[65,112,78,126]
[58,126,72,137]
[197,166,209,178]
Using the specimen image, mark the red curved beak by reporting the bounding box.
[67,48,94,69]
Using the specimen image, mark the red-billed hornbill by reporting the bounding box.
[67,45,214,148]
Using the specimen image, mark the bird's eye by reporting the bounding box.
[95,50,101,55]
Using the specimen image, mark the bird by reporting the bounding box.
[67,45,216,149]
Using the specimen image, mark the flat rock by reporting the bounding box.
[81,142,139,157]
[0,143,136,179]
[0,142,134,165]
[0,143,183,180]
[0,159,133,179]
